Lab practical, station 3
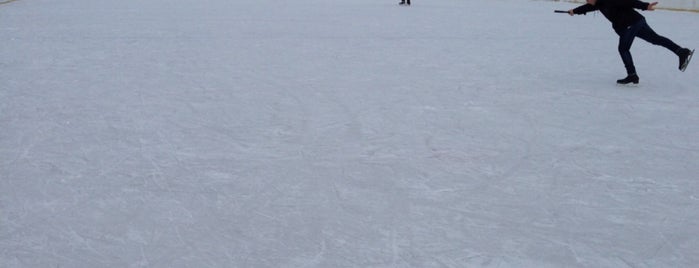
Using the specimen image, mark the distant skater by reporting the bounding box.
[399,0,410,6]
[567,0,693,85]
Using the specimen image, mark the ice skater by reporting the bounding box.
[567,0,693,85]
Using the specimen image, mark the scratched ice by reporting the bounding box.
[1,0,698,267]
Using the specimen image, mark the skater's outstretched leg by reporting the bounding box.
[634,20,692,71]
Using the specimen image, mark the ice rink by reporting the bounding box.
[2,0,699,267]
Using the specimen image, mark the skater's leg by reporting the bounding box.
[617,21,644,75]
[636,18,692,70]
[635,19,682,54]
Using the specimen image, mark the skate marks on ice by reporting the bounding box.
[2,0,699,267]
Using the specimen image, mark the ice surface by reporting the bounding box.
[1,0,698,267]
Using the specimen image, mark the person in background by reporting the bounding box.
[568,0,693,85]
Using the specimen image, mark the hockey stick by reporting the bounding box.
[554,10,570,14]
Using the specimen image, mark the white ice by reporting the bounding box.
[1,0,698,267]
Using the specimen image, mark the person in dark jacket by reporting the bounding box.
[568,0,693,85]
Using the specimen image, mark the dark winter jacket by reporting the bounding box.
[573,0,651,32]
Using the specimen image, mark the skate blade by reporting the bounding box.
[681,49,694,72]
[616,82,640,88]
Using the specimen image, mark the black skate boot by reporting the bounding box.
[399,0,410,5]
[678,48,694,72]
[616,74,639,85]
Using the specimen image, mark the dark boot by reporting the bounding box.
[617,74,639,85]
[677,48,694,72]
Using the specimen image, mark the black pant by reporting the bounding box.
[616,18,681,75]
